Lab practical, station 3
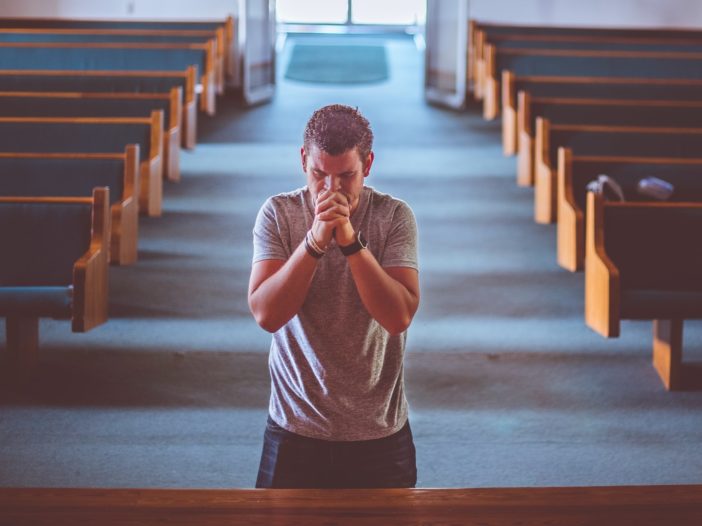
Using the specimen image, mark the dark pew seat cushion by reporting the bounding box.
[0,286,72,318]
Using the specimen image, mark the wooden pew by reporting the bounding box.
[483,46,702,120]
[0,89,182,182]
[0,68,198,149]
[533,121,702,224]
[557,150,702,271]
[518,96,702,186]
[0,40,216,115]
[0,113,163,216]
[1,485,702,525]
[474,32,702,100]
[469,19,702,96]
[0,28,224,94]
[503,75,702,158]
[0,146,140,265]
[584,191,702,390]
[0,188,110,370]
[0,15,234,80]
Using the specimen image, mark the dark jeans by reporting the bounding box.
[255,416,417,489]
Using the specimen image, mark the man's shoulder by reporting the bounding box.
[366,187,415,217]
[261,187,308,212]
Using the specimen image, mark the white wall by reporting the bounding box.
[469,0,702,29]
[0,0,237,19]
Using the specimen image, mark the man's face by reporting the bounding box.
[301,144,373,215]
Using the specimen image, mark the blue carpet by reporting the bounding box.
[285,43,389,84]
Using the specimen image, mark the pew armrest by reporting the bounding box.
[557,147,585,272]
[502,70,517,155]
[72,187,110,332]
[584,191,620,337]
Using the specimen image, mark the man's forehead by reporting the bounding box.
[305,145,362,167]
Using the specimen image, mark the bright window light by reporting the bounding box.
[276,0,347,24]
[352,0,426,25]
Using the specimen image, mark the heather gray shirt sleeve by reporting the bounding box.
[252,196,290,263]
[380,201,418,270]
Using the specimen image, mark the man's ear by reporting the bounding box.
[301,146,307,172]
[363,152,375,177]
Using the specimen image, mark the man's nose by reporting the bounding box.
[325,175,341,191]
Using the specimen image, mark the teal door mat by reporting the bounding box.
[285,44,389,84]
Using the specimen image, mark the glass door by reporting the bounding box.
[424,0,469,109]
[276,0,425,29]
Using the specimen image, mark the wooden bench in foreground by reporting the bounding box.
[1,485,701,525]
[585,192,702,390]
[0,188,110,369]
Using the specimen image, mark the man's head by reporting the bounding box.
[301,105,375,214]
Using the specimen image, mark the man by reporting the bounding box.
[248,104,420,488]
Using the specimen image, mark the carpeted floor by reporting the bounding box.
[1,34,701,489]
[285,42,389,84]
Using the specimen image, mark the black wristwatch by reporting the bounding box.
[339,230,368,256]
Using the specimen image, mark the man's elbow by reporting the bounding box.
[249,299,282,333]
[384,314,413,336]
[252,311,283,333]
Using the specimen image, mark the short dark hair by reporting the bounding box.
[303,104,374,164]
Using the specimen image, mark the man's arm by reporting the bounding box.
[346,252,420,336]
[248,241,319,333]
[248,191,349,333]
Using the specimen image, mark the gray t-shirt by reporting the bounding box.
[252,185,418,441]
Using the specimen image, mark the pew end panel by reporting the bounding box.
[111,145,140,266]
[534,117,556,223]
[516,89,534,186]
[163,86,182,183]
[653,318,684,390]
[483,43,499,119]
[212,36,225,94]
[198,39,217,115]
[557,147,584,272]
[584,191,620,338]
[72,187,110,333]
[182,65,197,149]
[139,110,164,217]
[473,27,486,100]
[502,69,518,155]
[215,26,230,81]
[224,15,235,79]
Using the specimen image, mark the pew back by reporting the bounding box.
[0,113,163,216]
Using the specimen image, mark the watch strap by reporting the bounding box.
[339,231,367,256]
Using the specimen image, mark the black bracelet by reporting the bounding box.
[304,237,323,259]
